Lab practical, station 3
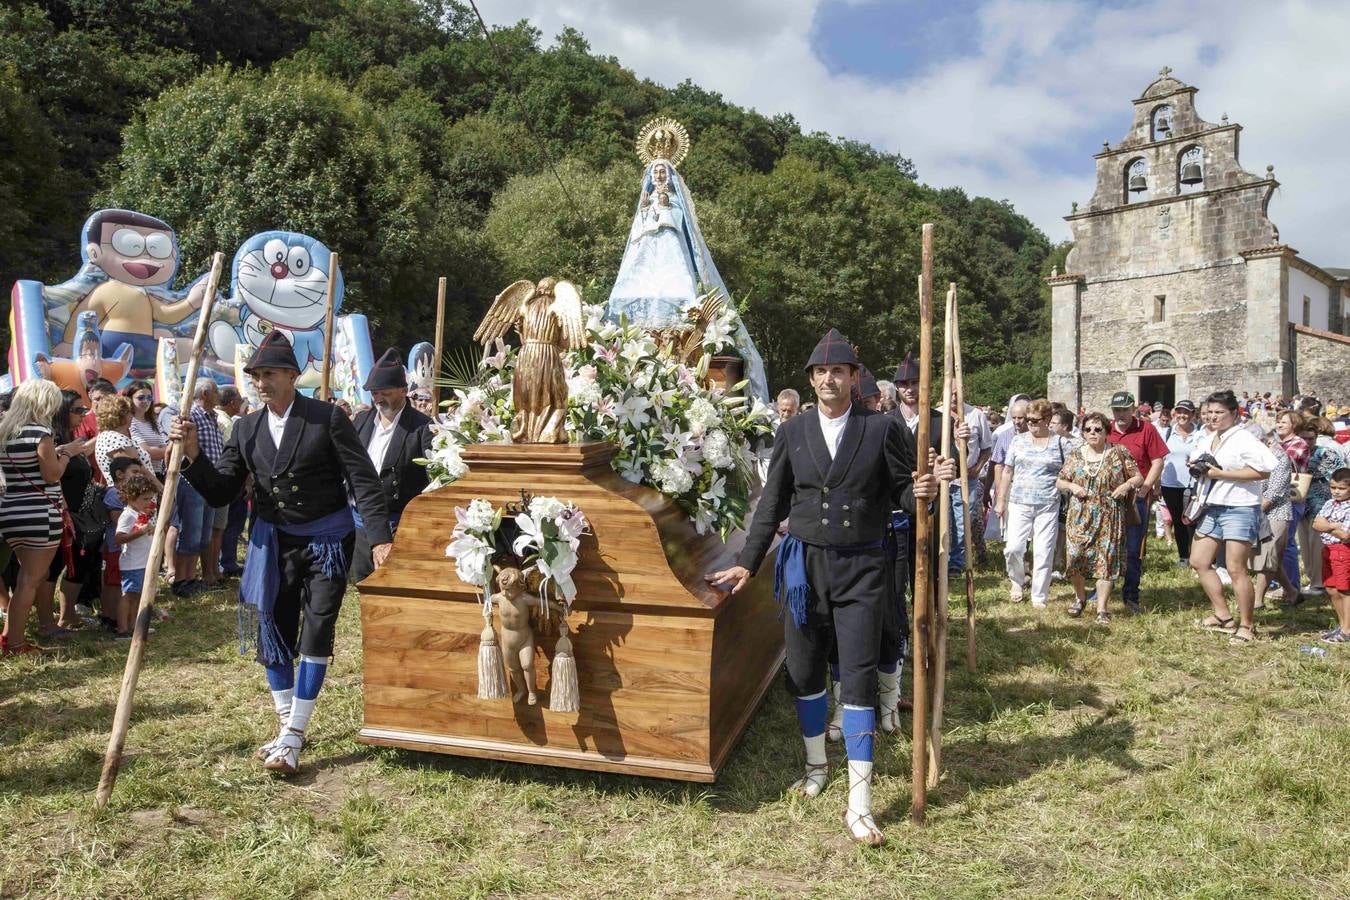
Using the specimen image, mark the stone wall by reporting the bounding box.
[1293,325,1350,401]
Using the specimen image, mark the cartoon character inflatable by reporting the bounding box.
[407,342,435,395]
[209,231,336,382]
[35,311,135,402]
[8,209,210,384]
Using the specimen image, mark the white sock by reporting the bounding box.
[847,759,874,818]
[877,670,900,732]
[804,732,827,768]
[286,697,316,735]
[271,688,293,723]
[795,733,828,797]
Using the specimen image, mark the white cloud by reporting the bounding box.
[482,0,1349,266]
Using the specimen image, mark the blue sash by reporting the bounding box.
[238,506,354,664]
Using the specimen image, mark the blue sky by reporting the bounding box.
[489,0,1347,266]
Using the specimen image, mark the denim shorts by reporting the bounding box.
[120,567,146,596]
[173,478,215,554]
[1195,503,1261,544]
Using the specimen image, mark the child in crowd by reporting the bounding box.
[101,458,138,632]
[114,471,160,641]
[1312,467,1350,644]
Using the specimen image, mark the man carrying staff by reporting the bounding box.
[350,348,432,583]
[705,329,949,847]
[170,331,392,776]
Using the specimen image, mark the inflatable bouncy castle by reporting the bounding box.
[6,210,377,403]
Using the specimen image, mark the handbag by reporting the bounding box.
[1181,479,1212,526]
[1291,472,1312,502]
[1123,489,1142,527]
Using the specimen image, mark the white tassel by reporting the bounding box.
[477,622,507,700]
[549,628,580,713]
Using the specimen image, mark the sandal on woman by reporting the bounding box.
[1068,597,1086,617]
[1196,615,1235,633]
[1229,625,1256,645]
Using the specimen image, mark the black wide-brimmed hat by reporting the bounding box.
[243,330,300,373]
[893,351,920,383]
[803,328,859,371]
[364,347,407,391]
[857,365,880,400]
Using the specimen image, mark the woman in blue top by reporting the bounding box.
[995,399,1073,607]
[1158,400,1204,567]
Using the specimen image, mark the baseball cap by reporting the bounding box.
[1173,399,1197,413]
[1109,391,1136,408]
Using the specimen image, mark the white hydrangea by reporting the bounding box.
[686,398,719,437]
[463,498,497,533]
[701,429,734,469]
[568,376,602,406]
[529,496,566,521]
[652,458,694,495]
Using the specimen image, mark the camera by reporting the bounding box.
[1188,453,1219,480]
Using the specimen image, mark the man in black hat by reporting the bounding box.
[170,330,392,776]
[350,348,432,582]
[705,328,951,847]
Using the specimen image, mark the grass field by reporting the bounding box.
[3,537,1349,899]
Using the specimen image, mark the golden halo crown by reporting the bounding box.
[636,117,690,168]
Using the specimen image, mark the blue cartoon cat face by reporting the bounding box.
[232,231,342,330]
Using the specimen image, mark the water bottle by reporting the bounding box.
[1298,644,1328,658]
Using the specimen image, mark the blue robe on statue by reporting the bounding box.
[605,159,769,403]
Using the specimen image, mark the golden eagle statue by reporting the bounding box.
[474,277,586,443]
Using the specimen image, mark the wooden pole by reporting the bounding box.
[319,252,341,402]
[910,222,935,826]
[431,276,447,412]
[95,252,225,809]
[927,284,955,789]
[950,287,977,673]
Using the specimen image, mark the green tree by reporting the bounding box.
[100,66,440,348]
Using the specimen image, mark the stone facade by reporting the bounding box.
[1293,326,1350,403]
[1049,70,1349,410]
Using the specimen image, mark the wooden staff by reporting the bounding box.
[319,252,341,402]
[96,252,225,809]
[911,222,935,825]
[927,284,955,789]
[950,287,977,673]
[431,276,447,411]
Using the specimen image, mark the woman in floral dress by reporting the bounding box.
[1056,411,1142,623]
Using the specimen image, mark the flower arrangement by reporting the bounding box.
[422,301,774,538]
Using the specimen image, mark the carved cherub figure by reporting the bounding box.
[493,565,539,705]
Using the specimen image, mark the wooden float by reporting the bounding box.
[357,440,783,782]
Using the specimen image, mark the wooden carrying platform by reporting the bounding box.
[357,441,783,782]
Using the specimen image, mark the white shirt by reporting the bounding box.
[940,402,994,462]
[1187,425,1279,507]
[267,400,295,447]
[818,405,851,459]
[117,506,154,570]
[366,410,400,471]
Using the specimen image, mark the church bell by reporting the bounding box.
[1128,173,1148,193]
[1179,161,1203,185]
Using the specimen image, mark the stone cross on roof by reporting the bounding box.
[1159,65,1172,78]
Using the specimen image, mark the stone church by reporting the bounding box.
[1049,69,1349,411]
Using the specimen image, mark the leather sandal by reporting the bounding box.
[1196,615,1235,634]
[842,809,884,847]
[790,762,829,798]
[263,728,306,776]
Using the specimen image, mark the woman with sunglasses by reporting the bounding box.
[1189,390,1279,645]
[123,381,167,476]
[1056,411,1142,623]
[996,398,1072,607]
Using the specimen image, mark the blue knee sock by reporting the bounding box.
[794,690,828,738]
[287,654,328,733]
[263,660,295,719]
[843,705,875,762]
[878,660,897,675]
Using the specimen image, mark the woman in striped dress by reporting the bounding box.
[0,379,80,655]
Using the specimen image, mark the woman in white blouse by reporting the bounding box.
[1188,390,1279,644]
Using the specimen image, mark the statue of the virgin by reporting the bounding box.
[606,118,769,402]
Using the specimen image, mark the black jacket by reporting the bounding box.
[184,393,393,546]
[738,403,918,574]
[887,407,945,457]
[351,402,433,521]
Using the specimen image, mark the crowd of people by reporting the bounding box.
[772,380,1350,646]
[0,343,432,665]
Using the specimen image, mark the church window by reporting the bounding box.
[1125,158,1150,203]
[1153,295,1166,322]
[1152,105,1174,141]
[1179,146,1204,193]
[1140,350,1176,370]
